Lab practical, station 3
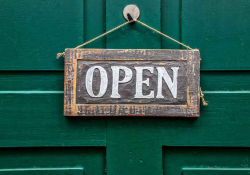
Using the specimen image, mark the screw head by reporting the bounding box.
[123,5,140,21]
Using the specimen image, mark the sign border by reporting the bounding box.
[64,49,200,117]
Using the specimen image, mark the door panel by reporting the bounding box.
[200,72,250,91]
[0,0,83,70]
[84,0,105,49]
[0,94,106,147]
[0,71,63,91]
[183,168,250,175]
[161,0,181,49]
[0,147,105,175]
[161,93,250,147]
[182,0,250,70]
[0,167,84,175]
[163,147,250,175]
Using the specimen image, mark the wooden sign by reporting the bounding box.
[64,49,200,117]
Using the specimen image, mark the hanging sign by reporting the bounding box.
[64,49,200,117]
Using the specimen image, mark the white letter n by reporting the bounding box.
[156,67,179,99]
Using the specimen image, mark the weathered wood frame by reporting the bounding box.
[64,49,200,117]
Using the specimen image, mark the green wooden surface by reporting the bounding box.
[106,0,161,49]
[183,168,250,175]
[0,147,105,175]
[163,147,250,175]
[0,0,83,70]
[0,71,64,91]
[0,94,106,147]
[161,93,250,147]
[182,0,250,70]
[201,71,250,91]
[161,0,181,49]
[84,0,105,48]
[0,0,250,174]
[0,167,84,175]
[105,0,163,174]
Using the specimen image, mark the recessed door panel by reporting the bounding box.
[0,147,105,175]
[163,147,250,175]
[183,168,250,175]
[0,167,84,175]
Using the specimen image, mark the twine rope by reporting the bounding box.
[57,19,207,106]
[57,20,131,58]
[76,21,131,49]
[57,19,192,58]
[200,88,208,106]
[135,20,193,50]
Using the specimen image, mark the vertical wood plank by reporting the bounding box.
[161,0,181,49]
[181,0,250,70]
[84,0,106,48]
[0,0,84,70]
[105,0,162,174]
[106,119,162,175]
[106,0,161,49]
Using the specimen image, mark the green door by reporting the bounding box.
[0,0,249,174]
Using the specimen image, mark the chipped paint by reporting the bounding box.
[64,49,200,117]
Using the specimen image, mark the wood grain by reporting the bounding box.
[0,147,105,175]
[182,0,250,70]
[0,0,250,175]
[0,0,83,70]
[0,93,106,147]
[164,147,250,175]
[64,49,200,117]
